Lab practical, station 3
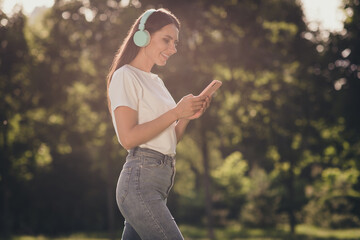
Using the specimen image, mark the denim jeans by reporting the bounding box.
[116,147,184,240]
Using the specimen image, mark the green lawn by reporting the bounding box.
[180,224,360,240]
[4,224,360,240]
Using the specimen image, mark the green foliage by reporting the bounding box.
[240,168,280,228]
[175,136,202,197]
[212,151,250,198]
[303,168,360,228]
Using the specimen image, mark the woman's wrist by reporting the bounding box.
[178,118,190,124]
[170,107,180,122]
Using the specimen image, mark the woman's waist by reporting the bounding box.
[129,146,175,160]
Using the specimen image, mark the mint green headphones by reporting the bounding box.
[133,9,156,47]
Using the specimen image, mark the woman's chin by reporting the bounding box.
[156,61,167,67]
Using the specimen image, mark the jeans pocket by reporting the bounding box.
[116,167,133,206]
[143,157,165,168]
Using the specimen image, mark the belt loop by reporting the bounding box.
[131,147,138,156]
[171,156,174,166]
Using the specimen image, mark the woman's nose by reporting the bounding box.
[169,42,177,54]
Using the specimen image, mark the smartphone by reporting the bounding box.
[198,80,222,97]
[188,80,222,120]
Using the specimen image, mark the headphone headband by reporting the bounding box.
[138,9,156,31]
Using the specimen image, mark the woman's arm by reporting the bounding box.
[114,94,206,150]
[175,118,190,143]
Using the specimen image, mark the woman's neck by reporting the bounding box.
[129,49,154,73]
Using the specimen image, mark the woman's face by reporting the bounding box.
[144,23,179,67]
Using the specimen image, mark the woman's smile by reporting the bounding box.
[161,52,170,61]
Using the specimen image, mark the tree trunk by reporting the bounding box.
[200,121,214,239]
[106,153,116,240]
[0,116,10,237]
[288,157,296,235]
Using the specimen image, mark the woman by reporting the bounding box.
[107,8,211,240]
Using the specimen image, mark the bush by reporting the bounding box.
[240,167,280,228]
[303,168,360,228]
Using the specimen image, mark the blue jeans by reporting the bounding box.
[116,147,184,240]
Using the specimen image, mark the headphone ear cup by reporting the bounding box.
[133,30,151,47]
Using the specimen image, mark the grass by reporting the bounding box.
[2,224,360,240]
[180,223,360,240]
[296,225,360,239]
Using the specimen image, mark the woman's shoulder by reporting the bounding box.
[113,65,135,78]
[111,65,141,85]
[110,65,142,91]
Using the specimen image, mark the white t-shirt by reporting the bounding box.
[109,64,177,155]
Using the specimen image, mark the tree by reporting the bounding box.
[305,0,360,226]
[0,9,38,236]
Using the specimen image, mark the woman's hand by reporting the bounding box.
[187,95,212,120]
[174,94,207,120]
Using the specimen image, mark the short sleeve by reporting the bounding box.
[109,68,140,113]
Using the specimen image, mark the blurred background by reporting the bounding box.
[1,0,360,239]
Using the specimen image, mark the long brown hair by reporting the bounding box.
[106,8,180,114]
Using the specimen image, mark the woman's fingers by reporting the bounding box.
[177,94,212,119]
[190,96,212,114]
[184,95,213,120]
[199,96,210,110]
[191,96,206,107]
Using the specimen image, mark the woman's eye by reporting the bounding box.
[163,38,170,43]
